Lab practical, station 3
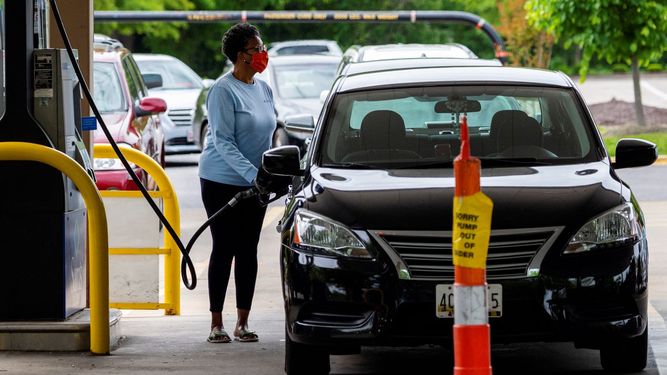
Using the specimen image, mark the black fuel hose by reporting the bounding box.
[49,0,280,290]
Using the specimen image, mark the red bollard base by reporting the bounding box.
[453,324,492,375]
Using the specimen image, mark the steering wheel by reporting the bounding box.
[498,145,558,158]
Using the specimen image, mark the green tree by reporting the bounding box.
[525,0,667,127]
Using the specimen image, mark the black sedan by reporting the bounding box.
[261,59,658,375]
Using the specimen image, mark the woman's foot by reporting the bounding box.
[233,326,259,342]
[207,326,231,343]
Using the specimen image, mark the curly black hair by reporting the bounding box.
[222,23,261,64]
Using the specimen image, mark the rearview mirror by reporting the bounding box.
[142,73,163,90]
[435,99,481,113]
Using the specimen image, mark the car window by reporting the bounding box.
[93,62,126,112]
[272,63,338,99]
[275,45,331,55]
[320,85,596,168]
[135,58,203,90]
[122,56,142,104]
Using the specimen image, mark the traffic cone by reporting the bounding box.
[452,115,493,375]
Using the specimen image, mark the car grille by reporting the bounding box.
[370,228,562,281]
[167,137,190,146]
[168,109,193,127]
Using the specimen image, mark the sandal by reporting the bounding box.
[207,327,231,343]
[233,328,259,342]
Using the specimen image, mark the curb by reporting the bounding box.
[656,156,667,165]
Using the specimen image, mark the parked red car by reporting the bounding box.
[92,34,166,190]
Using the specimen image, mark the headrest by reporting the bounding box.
[490,110,541,151]
[360,110,406,150]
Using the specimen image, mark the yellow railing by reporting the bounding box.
[0,142,110,355]
[94,144,181,316]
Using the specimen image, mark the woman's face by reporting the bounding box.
[238,36,265,65]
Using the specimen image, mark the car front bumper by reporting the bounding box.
[282,240,648,350]
[165,126,198,155]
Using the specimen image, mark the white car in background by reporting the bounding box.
[267,39,343,57]
[134,53,213,154]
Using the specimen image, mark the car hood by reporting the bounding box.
[303,161,625,231]
[93,112,127,143]
[147,88,200,110]
[276,98,322,120]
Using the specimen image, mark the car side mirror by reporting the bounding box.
[613,138,657,169]
[136,97,168,117]
[284,114,315,131]
[262,145,303,176]
[142,73,163,90]
[202,78,215,88]
[319,89,329,104]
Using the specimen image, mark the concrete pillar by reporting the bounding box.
[48,0,94,155]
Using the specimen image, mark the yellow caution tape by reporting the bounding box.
[452,191,493,269]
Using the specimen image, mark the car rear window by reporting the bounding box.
[319,85,599,168]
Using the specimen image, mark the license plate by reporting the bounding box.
[187,129,194,142]
[436,284,502,318]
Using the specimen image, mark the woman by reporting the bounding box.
[198,23,274,343]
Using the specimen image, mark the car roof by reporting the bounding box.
[269,39,338,47]
[338,65,574,93]
[355,43,478,60]
[343,58,501,76]
[133,53,180,61]
[268,54,342,65]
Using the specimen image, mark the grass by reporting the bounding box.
[602,132,667,157]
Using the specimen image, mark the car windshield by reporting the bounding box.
[272,63,338,99]
[93,62,126,112]
[319,85,598,168]
[135,59,203,90]
[274,45,331,55]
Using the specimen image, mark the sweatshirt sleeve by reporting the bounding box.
[207,85,258,184]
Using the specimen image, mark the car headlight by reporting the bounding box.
[93,158,136,171]
[292,209,371,258]
[564,203,640,254]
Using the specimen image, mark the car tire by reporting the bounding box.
[600,326,648,373]
[285,326,330,375]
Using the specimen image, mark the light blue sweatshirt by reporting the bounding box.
[198,72,276,186]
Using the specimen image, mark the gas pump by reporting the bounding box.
[0,1,92,320]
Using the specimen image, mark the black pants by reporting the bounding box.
[200,178,267,312]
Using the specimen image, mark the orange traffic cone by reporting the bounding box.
[452,115,493,375]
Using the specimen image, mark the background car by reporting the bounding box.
[134,53,213,155]
[92,35,166,190]
[193,54,340,154]
[263,58,657,374]
[267,39,343,57]
[336,43,487,75]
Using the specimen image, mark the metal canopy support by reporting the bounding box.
[93,10,508,63]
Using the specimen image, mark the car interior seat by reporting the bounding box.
[488,110,556,158]
[342,110,421,162]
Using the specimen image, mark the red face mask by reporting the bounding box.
[248,51,268,73]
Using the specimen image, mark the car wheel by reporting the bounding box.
[273,127,290,148]
[285,326,330,375]
[600,326,647,373]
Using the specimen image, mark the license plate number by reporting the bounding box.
[436,284,502,318]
